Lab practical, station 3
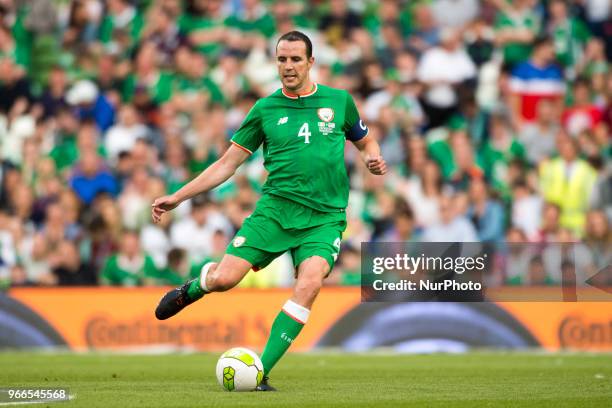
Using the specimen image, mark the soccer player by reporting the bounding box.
[151,31,386,390]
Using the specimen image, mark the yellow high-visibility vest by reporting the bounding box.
[539,158,597,236]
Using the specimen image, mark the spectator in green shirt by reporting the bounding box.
[101,230,158,286]
[363,0,412,41]
[225,0,276,39]
[98,0,144,53]
[577,38,608,80]
[480,113,526,199]
[427,128,486,186]
[179,0,231,61]
[0,21,28,71]
[493,0,540,68]
[140,5,185,69]
[121,41,174,107]
[171,46,226,112]
[156,247,191,286]
[49,107,80,173]
[547,0,591,72]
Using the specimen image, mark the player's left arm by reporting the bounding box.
[343,91,387,176]
[352,135,387,175]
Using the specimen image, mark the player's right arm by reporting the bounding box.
[151,144,250,223]
[152,101,263,223]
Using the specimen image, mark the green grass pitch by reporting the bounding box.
[1,352,611,407]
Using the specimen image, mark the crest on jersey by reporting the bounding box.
[317,108,334,122]
[233,236,246,247]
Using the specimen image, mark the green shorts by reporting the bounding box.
[226,194,347,271]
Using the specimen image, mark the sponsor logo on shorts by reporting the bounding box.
[233,236,246,247]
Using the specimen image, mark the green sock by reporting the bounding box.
[186,262,214,300]
[186,278,205,300]
[261,300,310,376]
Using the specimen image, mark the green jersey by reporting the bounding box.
[550,18,591,68]
[100,254,158,286]
[494,8,540,66]
[231,84,368,212]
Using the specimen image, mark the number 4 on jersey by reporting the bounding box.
[298,123,311,144]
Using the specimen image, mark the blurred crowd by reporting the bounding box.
[0,0,610,289]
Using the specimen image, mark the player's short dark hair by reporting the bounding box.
[276,31,313,59]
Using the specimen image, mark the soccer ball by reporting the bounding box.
[215,347,264,392]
